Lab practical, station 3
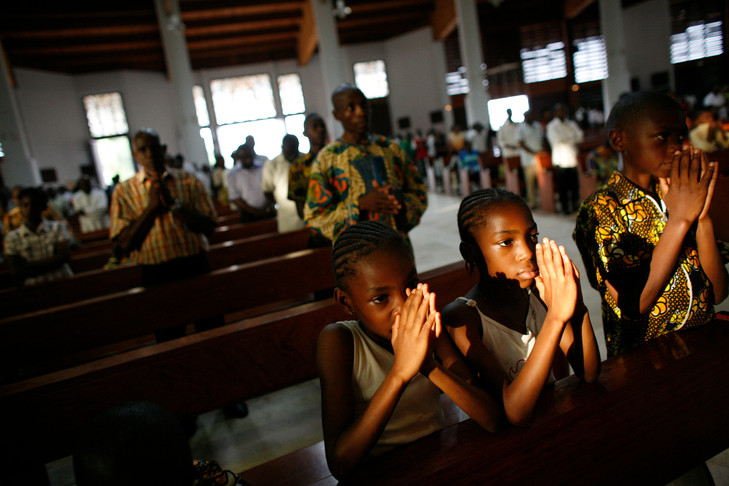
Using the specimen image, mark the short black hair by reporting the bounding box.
[332,221,412,291]
[73,401,193,486]
[133,127,161,145]
[606,91,685,133]
[304,113,324,126]
[18,186,48,210]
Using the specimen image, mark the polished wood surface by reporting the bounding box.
[0,247,334,377]
[243,316,729,485]
[0,228,310,317]
[0,262,477,470]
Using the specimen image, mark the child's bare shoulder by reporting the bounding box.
[317,322,355,373]
[442,297,481,329]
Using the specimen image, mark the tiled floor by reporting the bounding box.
[47,192,729,485]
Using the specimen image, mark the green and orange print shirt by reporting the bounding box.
[304,135,428,243]
[573,170,729,357]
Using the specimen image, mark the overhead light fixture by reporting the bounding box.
[332,0,352,19]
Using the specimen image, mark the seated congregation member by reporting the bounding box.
[289,113,327,221]
[304,84,427,245]
[262,134,305,233]
[317,221,499,480]
[73,400,250,486]
[226,143,274,223]
[574,91,728,358]
[3,186,74,286]
[109,128,218,340]
[72,175,109,233]
[443,189,600,426]
[689,109,729,153]
[3,184,70,235]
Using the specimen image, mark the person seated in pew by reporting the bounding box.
[109,128,219,341]
[574,90,729,486]
[316,221,499,480]
[73,400,251,486]
[288,113,327,222]
[3,184,72,236]
[262,134,305,233]
[574,91,729,359]
[3,186,75,286]
[443,189,600,427]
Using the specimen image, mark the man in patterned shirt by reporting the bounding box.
[304,84,427,245]
[573,91,728,357]
[110,128,217,340]
[288,113,327,221]
[4,187,73,286]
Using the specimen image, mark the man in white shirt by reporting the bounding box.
[515,110,544,208]
[262,134,305,233]
[72,176,109,233]
[546,104,583,214]
[497,109,520,159]
[226,144,273,223]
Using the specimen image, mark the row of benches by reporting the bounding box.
[0,261,478,484]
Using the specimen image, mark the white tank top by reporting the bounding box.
[457,292,555,384]
[340,320,445,455]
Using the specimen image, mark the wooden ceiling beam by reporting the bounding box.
[9,40,161,56]
[187,32,298,51]
[337,11,428,29]
[346,0,432,14]
[185,18,299,37]
[0,24,159,40]
[297,0,318,66]
[181,2,303,21]
[431,0,456,40]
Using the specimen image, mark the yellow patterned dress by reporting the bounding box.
[304,135,428,243]
[573,170,728,357]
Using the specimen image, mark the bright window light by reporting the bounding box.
[210,74,276,124]
[520,42,567,84]
[285,114,309,153]
[487,95,530,132]
[446,67,470,95]
[354,60,390,99]
[193,85,210,127]
[278,74,306,116]
[573,36,608,83]
[83,92,129,138]
[217,118,287,167]
[670,21,724,64]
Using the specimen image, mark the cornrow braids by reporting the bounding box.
[332,221,412,290]
[457,188,527,274]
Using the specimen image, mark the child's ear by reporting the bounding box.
[608,129,624,152]
[459,241,480,275]
[334,288,355,317]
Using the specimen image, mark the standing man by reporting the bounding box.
[304,84,427,244]
[289,113,327,221]
[262,134,304,233]
[515,110,544,208]
[546,104,583,215]
[496,109,520,159]
[72,176,109,233]
[226,144,273,223]
[109,128,217,339]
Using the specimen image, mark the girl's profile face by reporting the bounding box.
[341,248,418,346]
[473,201,538,289]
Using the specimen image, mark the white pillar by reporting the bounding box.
[0,45,40,187]
[154,0,208,165]
[309,0,343,140]
[599,0,632,115]
[454,0,490,129]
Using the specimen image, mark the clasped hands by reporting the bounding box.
[390,283,440,382]
[359,181,402,214]
[659,144,718,225]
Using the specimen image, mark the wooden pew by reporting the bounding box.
[0,246,334,378]
[242,314,729,485]
[0,262,477,482]
[0,229,311,318]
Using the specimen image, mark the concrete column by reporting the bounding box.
[454,0,490,129]
[599,0,631,115]
[309,0,343,140]
[153,0,208,165]
[0,44,40,187]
